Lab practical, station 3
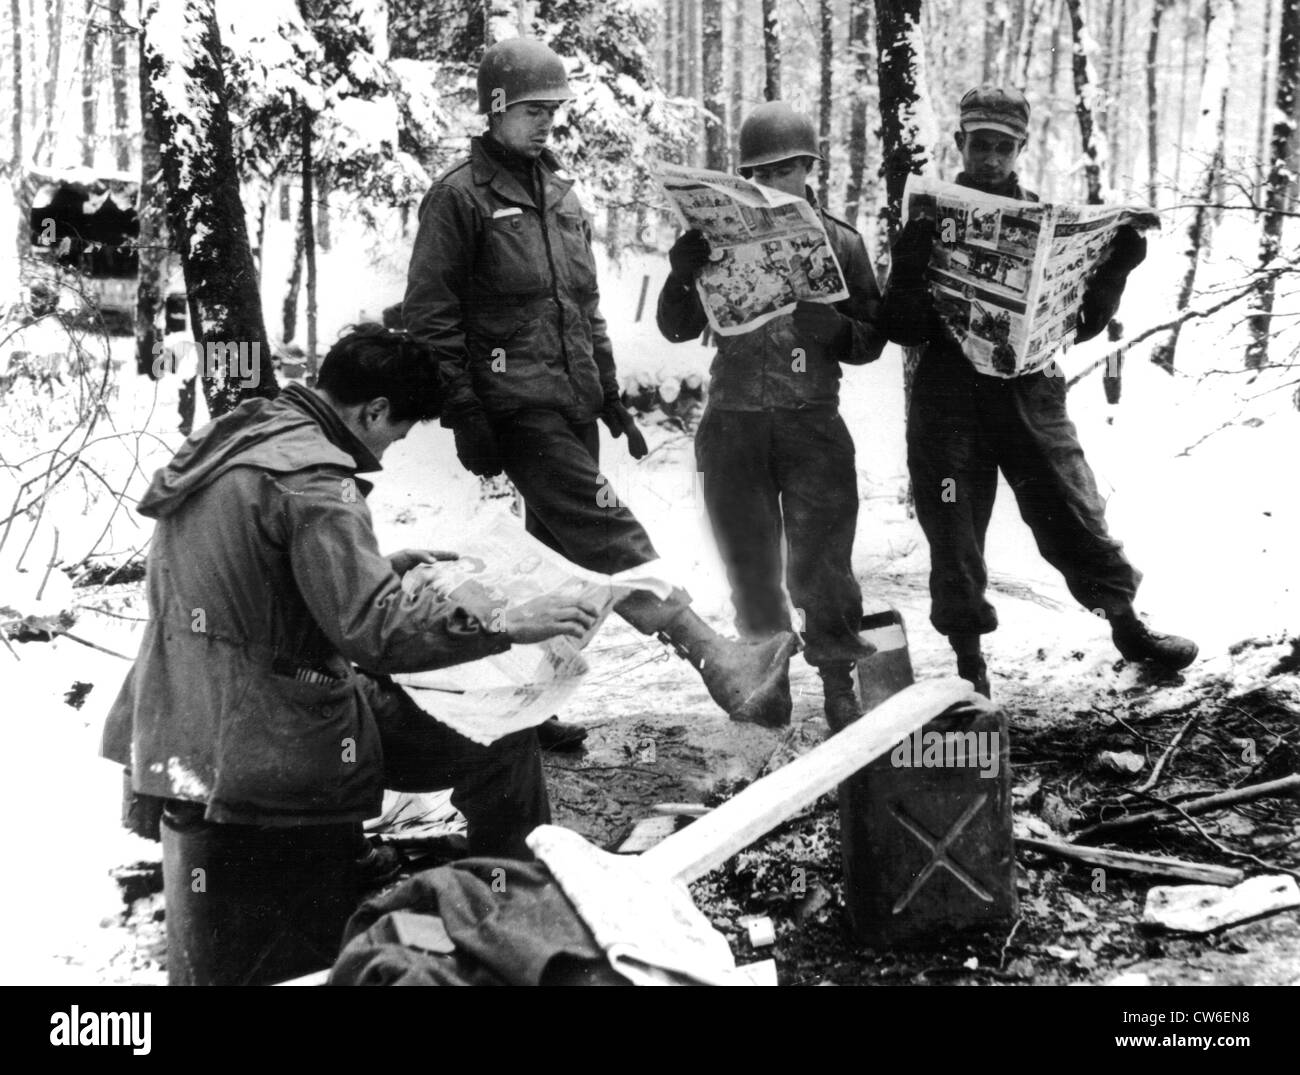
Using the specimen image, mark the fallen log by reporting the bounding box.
[1016,836,1244,886]
[1073,773,1300,842]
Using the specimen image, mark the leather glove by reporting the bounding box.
[600,398,649,459]
[452,411,503,477]
[889,217,938,287]
[792,300,850,348]
[668,230,712,282]
[1076,226,1147,343]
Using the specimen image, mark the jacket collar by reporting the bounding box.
[469,134,574,210]
[281,383,382,476]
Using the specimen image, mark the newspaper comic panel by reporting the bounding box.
[1025,201,1157,370]
[901,176,1156,378]
[391,514,675,746]
[656,162,848,336]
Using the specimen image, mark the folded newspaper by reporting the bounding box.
[392,515,676,746]
[656,162,848,336]
[902,175,1159,378]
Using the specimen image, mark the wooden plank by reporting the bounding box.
[640,678,978,885]
[1017,837,1245,886]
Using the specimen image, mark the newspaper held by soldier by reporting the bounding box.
[656,162,849,336]
[392,515,676,746]
[902,175,1159,378]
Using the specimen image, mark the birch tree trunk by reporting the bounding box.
[1245,0,1299,370]
[1147,0,1171,206]
[143,0,276,414]
[844,0,875,230]
[36,0,63,166]
[1149,0,1238,374]
[1066,0,1106,204]
[818,0,833,206]
[135,37,169,377]
[762,0,780,100]
[876,0,937,516]
[302,109,317,385]
[11,0,24,262]
[1255,0,1277,205]
[875,0,935,237]
[1017,0,1047,83]
[81,5,96,167]
[728,0,744,166]
[111,0,131,172]
[702,0,726,171]
[283,215,304,343]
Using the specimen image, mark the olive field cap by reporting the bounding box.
[477,38,575,114]
[738,102,823,170]
[959,86,1030,140]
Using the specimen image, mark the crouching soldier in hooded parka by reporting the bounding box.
[656,102,888,729]
[404,39,799,729]
[881,86,1196,697]
[102,326,601,985]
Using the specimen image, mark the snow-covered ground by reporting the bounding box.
[1,195,1296,984]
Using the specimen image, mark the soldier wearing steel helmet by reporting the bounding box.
[404,39,799,730]
[656,101,887,730]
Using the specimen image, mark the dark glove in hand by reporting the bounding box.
[452,412,503,477]
[1107,225,1147,274]
[1076,227,1147,343]
[889,218,938,285]
[668,230,712,281]
[792,300,849,347]
[601,398,649,459]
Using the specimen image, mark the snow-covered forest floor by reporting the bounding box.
[1,203,1298,986]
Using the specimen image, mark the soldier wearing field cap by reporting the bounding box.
[881,85,1195,697]
[656,101,887,730]
[404,39,799,729]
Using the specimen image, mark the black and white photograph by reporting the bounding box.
[0,0,1296,1031]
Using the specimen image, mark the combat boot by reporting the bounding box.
[949,632,991,699]
[659,608,798,728]
[819,663,862,733]
[1109,609,1198,670]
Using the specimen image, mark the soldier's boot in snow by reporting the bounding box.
[819,662,862,733]
[949,632,991,699]
[658,608,798,728]
[1109,608,1198,671]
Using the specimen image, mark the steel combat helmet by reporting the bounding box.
[477,38,575,114]
[738,102,822,172]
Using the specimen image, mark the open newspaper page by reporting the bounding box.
[656,162,848,336]
[391,514,676,746]
[901,175,1157,377]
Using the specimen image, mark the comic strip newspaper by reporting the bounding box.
[902,175,1158,377]
[656,162,849,336]
[391,514,675,745]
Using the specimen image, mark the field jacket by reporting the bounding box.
[404,135,617,426]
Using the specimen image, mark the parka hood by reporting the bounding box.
[137,385,379,519]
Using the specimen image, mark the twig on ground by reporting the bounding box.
[1072,774,1300,841]
[998,916,1023,971]
[1132,715,1200,795]
[54,629,134,660]
[1137,792,1300,882]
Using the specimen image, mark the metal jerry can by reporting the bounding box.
[838,607,1016,945]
